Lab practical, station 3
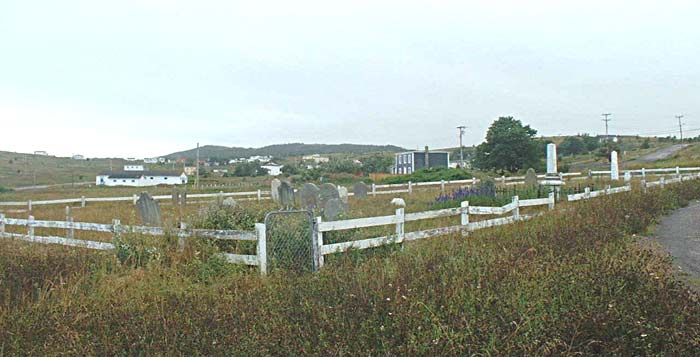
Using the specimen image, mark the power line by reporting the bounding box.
[456,126,466,168]
[601,113,612,136]
[676,114,684,140]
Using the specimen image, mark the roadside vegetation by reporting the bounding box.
[2,181,700,354]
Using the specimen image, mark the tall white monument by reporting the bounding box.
[546,143,557,175]
[610,151,619,181]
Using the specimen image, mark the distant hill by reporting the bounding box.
[164,143,406,160]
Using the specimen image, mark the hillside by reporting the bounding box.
[165,143,405,160]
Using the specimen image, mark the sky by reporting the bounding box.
[1,0,699,158]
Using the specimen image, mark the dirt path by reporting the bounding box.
[652,199,700,288]
[626,144,689,165]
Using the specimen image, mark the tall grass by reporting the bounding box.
[1,182,700,354]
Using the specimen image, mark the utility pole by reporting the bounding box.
[601,113,612,137]
[457,126,466,168]
[676,115,684,141]
[195,142,200,190]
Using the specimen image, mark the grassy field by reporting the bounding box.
[626,143,700,169]
[2,180,700,354]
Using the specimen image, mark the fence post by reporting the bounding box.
[395,207,405,243]
[641,168,646,180]
[0,213,5,237]
[257,189,262,201]
[660,177,666,188]
[471,177,477,186]
[255,223,267,275]
[408,181,413,194]
[584,187,591,200]
[626,182,632,191]
[112,219,121,241]
[66,217,74,239]
[315,217,325,268]
[642,179,647,194]
[501,175,506,185]
[178,222,187,251]
[28,215,34,238]
[132,194,137,205]
[548,192,555,210]
[605,185,611,195]
[460,200,469,236]
[440,180,445,193]
[676,166,681,179]
[371,183,376,197]
[28,200,32,212]
[81,196,86,208]
[512,196,520,220]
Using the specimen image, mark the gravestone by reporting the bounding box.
[171,187,179,205]
[136,192,162,226]
[353,182,368,198]
[270,179,281,202]
[624,171,631,182]
[524,168,538,187]
[610,151,620,181]
[323,198,345,221]
[319,183,340,208]
[222,197,237,207]
[300,183,320,209]
[338,186,349,205]
[278,181,295,207]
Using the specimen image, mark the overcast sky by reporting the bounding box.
[1,1,699,158]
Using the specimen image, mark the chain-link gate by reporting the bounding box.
[264,210,318,273]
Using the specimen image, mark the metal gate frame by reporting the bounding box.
[263,210,319,273]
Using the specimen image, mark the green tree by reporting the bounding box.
[580,134,600,152]
[473,117,539,173]
[233,162,268,177]
[559,136,586,156]
[359,154,393,173]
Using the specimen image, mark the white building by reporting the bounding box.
[144,158,159,164]
[247,155,272,163]
[72,154,85,160]
[302,154,330,164]
[262,163,284,176]
[33,151,49,156]
[124,165,144,171]
[96,170,188,187]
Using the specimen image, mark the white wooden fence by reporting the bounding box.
[0,190,271,209]
[0,214,264,271]
[314,193,556,268]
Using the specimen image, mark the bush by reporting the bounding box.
[381,167,472,184]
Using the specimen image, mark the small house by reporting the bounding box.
[96,170,188,187]
[393,147,449,175]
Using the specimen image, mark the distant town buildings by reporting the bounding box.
[124,165,145,171]
[302,154,330,164]
[33,151,49,156]
[71,154,85,160]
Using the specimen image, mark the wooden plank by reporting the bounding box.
[29,219,113,232]
[221,253,259,266]
[468,206,505,215]
[467,216,516,230]
[318,214,400,232]
[519,197,551,207]
[1,232,114,250]
[191,229,257,241]
[320,235,397,255]
[404,207,461,221]
[404,225,462,241]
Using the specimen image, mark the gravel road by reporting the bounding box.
[627,144,689,165]
[652,200,700,288]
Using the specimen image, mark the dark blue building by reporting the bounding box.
[393,149,449,174]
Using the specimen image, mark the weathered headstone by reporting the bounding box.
[323,198,345,221]
[300,183,320,209]
[222,197,237,207]
[319,183,340,208]
[338,186,349,205]
[136,192,161,226]
[524,168,538,187]
[610,151,619,181]
[353,182,368,198]
[278,181,294,207]
[171,187,179,205]
[624,171,631,182]
[270,178,281,202]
